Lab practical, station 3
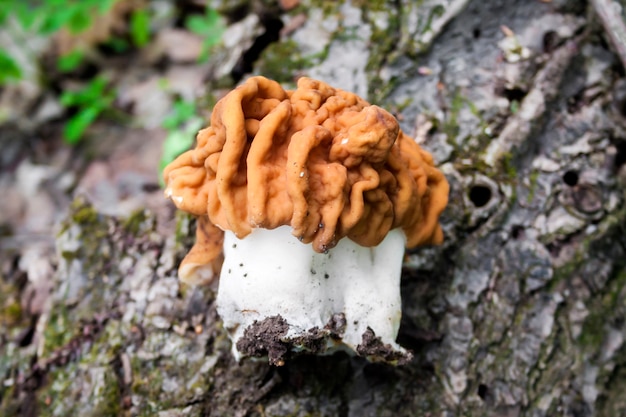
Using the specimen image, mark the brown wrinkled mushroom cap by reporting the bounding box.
[164,76,449,283]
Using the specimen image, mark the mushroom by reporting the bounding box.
[164,76,449,365]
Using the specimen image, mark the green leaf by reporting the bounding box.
[186,8,224,40]
[161,131,195,165]
[185,9,224,62]
[160,100,203,182]
[96,0,117,14]
[203,9,224,45]
[60,77,108,107]
[159,119,203,175]
[39,8,74,34]
[57,50,84,72]
[30,1,114,35]
[59,90,78,107]
[59,74,116,145]
[0,50,22,85]
[162,99,197,130]
[63,105,101,145]
[61,76,115,107]
[13,3,40,30]
[67,7,92,34]
[0,4,12,26]
[185,15,209,36]
[130,9,150,48]
[80,77,106,99]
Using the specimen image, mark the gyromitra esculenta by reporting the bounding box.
[164,76,448,365]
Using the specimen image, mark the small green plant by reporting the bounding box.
[56,50,85,73]
[159,98,204,181]
[0,50,21,85]
[0,1,154,143]
[0,1,224,150]
[185,7,225,62]
[130,8,151,48]
[0,0,117,34]
[0,0,119,79]
[158,7,225,180]
[59,76,116,144]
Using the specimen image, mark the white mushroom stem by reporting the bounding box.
[216,226,408,361]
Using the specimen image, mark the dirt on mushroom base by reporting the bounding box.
[235,314,413,366]
[237,316,291,366]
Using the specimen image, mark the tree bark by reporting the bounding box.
[3,0,626,416]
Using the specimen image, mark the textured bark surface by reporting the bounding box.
[2,0,626,416]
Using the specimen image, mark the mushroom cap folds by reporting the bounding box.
[164,76,449,283]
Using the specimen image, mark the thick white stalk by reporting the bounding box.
[216,226,409,363]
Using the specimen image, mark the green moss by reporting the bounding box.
[58,199,123,291]
[547,248,585,291]
[71,199,99,225]
[4,302,21,322]
[308,0,342,17]
[596,352,626,416]
[423,5,445,33]
[37,364,122,417]
[352,0,387,11]
[131,357,168,407]
[92,368,122,417]
[409,3,444,52]
[579,309,606,348]
[0,297,22,326]
[580,269,626,347]
[37,365,79,417]
[0,380,20,415]
[527,169,539,203]
[443,92,464,139]
[363,4,402,102]
[438,89,484,153]
[39,321,128,415]
[41,304,74,357]
[122,209,149,236]
[59,198,110,262]
[256,39,319,84]
[174,211,194,247]
[500,152,517,179]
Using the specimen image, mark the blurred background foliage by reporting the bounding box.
[0,0,224,172]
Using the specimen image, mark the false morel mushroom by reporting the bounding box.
[164,76,449,365]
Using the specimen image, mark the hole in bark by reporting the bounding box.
[614,61,626,77]
[619,98,626,118]
[502,87,527,103]
[511,225,525,239]
[613,81,626,117]
[478,383,488,400]
[543,30,559,53]
[563,170,579,187]
[614,141,626,170]
[142,183,162,193]
[231,14,284,82]
[472,27,481,39]
[567,89,586,113]
[16,317,37,347]
[221,3,251,24]
[468,185,492,207]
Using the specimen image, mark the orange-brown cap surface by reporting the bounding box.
[164,76,449,282]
